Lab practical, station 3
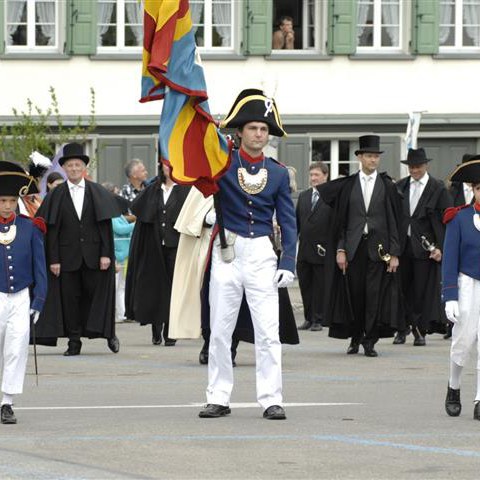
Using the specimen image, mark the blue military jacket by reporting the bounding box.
[0,214,47,311]
[442,205,480,301]
[218,149,297,272]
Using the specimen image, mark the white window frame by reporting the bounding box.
[5,0,61,53]
[193,0,236,52]
[97,0,143,53]
[439,0,480,52]
[356,0,404,53]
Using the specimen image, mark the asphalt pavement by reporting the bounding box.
[2,308,480,479]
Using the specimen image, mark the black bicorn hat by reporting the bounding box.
[220,88,287,137]
[58,142,90,166]
[401,148,431,165]
[450,159,480,183]
[28,151,52,179]
[0,161,39,197]
[354,135,384,156]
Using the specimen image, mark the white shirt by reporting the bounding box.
[359,170,377,234]
[161,182,176,205]
[409,172,429,213]
[67,178,85,220]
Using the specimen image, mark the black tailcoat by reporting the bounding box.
[125,180,190,328]
[296,187,331,323]
[320,172,405,339]
[449,181,471,207]
[35,181,119,344]
[396,175,452,333]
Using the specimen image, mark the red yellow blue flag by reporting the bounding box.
[141,0,230,196]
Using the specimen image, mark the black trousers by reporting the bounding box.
[347,237,383,343]
[296,260,324,323]
[60,263,102,341]
[400,239,431,335]
[152,245,177,340]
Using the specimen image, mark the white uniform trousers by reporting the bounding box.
[451,273,480,368]
[0,288,31,395]
[115,263,127,322]
[207,235,282,410]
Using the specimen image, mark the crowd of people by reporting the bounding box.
[1,87,480,425]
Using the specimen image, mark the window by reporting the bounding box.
[272,0,322,51]
[312,140,358,179]
[357,0,402,50]
[191,0,234,50]
[6,0,59,51]
[98,0,143,51]
[440,0,480,50]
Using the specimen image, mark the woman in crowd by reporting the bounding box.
[442,158,480,420]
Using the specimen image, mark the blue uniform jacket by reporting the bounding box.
[0,215,47,311]
[218,150,297,272]
[442,205,480,301]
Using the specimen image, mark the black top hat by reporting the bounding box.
[354,135,384,155]
[59,143,90,166]
[0,161,39,197]
[220,89,286,137]
[450,160,480,184]
[401,148,431,165]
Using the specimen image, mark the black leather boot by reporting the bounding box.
[445,385,461,417]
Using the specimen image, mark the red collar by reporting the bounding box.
[0,213,15,224]
[475,202,480,212]
[239,148,264,164]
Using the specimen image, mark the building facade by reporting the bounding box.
[1,0,480,192]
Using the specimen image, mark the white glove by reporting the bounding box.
[205,210,216,226]
[445,301,459,324]
[30,309,40,324]
[274,269,295,289]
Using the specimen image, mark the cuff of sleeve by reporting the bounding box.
[31,297,45,313]
[442,287,458,302]
[279,256,295,273]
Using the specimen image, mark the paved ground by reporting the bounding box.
[2,309,480,479]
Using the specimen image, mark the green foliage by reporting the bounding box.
[0,86,96,165]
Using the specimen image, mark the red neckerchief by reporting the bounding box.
[0,213,15,224]
[239,148,264,164]
[475,202,480,212]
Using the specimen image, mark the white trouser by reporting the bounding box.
[0,288,30,395]
[451,273,480,368]
[207,235,282,410]
[115,264,127,322]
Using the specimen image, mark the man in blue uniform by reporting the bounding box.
[198,89,297,420]
[0,161,47,424]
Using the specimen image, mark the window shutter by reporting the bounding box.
[66,0,97,55]
[327,0,356,55]
[0,1,5,54]
[277,136,310,199]
[412,0,439,54]
[242,0,272,56]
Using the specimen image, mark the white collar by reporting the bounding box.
[161,182,176,192]
[410,173,429,185]
[359,170,377,182]
[67,178,85,189]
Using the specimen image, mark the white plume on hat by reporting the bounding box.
[29,150,52,168]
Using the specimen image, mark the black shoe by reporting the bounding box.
[444,323,453,340]
[298,321,312,330]
[347,339,360,355]
[362,341,378,357]
[393,332,406,345]
[64,340,82,356]
[164,339,176,347]
[152,335,162,345]
[198,404,231,418]
[263,405,286,420]
[413,335,426,346]
[445,385,461,417]
[474,402,480,420]
[199,341,209,365]
[107,336,120,353]
[1,404,16,424]
[310,323,323,332]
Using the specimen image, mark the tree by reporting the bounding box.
[0,86,96,165]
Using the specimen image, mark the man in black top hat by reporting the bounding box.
[0,162,47,424]
[320,135,403,357]
[393,148,452,346]
[36,143,121,355]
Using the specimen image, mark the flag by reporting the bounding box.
[141,0,231,196]
[405,112,422,151]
